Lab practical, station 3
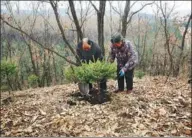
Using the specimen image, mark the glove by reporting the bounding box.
[119,69,125,77]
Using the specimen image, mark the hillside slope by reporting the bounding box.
[1,76,191,137]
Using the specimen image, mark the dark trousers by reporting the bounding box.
[89,79,107,93]
[89,79,107,103]
[117,68,134,91]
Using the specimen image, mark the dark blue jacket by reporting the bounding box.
[76,40,103,63]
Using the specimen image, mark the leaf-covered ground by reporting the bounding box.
[1,76,191,137]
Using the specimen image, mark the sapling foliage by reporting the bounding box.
[64,60,117,83]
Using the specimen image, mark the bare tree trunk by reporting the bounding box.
[137,15,141,60]
[68,0,84,42]
[141,30,147,71]
[175,14,192,77]
[15,72,22,90]
[6,71,14,91]
[6,40,12,60]
[109,1,113,35]
[98,1,106,56]
[52,52,57,84]
[90,0,106,56]
[121,1,154,38]
[50,1,81,65]
[121,1,130,38]
[2,23,12,61]
[47,50,52,86]
[41,50,47,87]
[159,1,175,82]
[22,38,40,83]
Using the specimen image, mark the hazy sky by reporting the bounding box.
[1,1,191,17]
[138,1,191,16]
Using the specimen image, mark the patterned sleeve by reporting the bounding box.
[123,41,138,72]
[109,45,116,63]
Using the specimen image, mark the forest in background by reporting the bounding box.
[0,1,191,91]
[1,1,191,137]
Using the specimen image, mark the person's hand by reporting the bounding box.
[119,69,125,77]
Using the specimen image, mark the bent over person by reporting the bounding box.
[76,38,107,103]
[109,33,138,94]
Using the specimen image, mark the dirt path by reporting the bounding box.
[1,76,191,137]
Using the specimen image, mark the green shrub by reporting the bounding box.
[0,60,17,91]
[135,70,145,79]
[1,60,17,78]
[28,74,38,88]
[64,60,117,83]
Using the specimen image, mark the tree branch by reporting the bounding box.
[89,1,99,13]
[167,1,175,18]
[127,1,155,25]
[159,1,166,19]
[80,2,93,28]
[0,16,79,66]
[109,1,121,16]
[68,0,83,40]
[130,1,138,9]
[66,6,74,22]
[181,14,192,50]
[49,0,81,64]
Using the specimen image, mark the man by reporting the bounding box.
[76,38,107,102]
[109,33,138,93]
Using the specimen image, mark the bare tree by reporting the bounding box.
[66,1,94,42]
[121,1,155,38]
[49,1,81,65]
[150,7,162,75]
[109,1,154,38]
[2,1,42,88]
[108,1,123,32]
[175,14,192,76]
[90,0,106,56]
[1,1,80,66]
[158,1,176,81]
[79,1,94,35]
[68,0,83,42]
[1,17,79,66]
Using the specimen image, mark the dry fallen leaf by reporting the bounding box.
[132,123,137,128]
[31,115,39,124]
[171,129,177,134]
[110,123,118,131]
[24,111,33,117]
[158,108,167,116]
[84,125,91,131]
[182,128,192,136]
[24,126,33,133]
[150,131,159,137]
[183,121,192,128]
[178,96,189,107]
[138,124,145,130]
[39,109,46,116]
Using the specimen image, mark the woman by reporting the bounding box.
[109,33,138,93]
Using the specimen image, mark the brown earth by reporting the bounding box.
[1,76,191,137]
